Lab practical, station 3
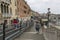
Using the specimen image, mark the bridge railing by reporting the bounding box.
[43,26,60,40]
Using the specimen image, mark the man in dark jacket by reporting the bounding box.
[35,21,41,33]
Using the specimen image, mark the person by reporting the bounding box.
[13,19,19,29]
[16,18,19,28]
[35,21,41,33]
[20,20,22,29]
[39,19,44,33]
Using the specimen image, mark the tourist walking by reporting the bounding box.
[13,19,19,29]
[35,21,41,33]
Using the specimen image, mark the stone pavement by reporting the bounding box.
[14,25,45,40]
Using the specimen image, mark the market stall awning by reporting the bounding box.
[42,19,48,21]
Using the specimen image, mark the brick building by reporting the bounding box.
[17,0,31,20]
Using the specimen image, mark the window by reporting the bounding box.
[25,2,27,4]
[10,8,12,15]
[4,5,6,13]
[23,0,27,4]
[17,1,19,5]
[17,7,19,12]
[10,0,11,3]
[15,2,16,6]
[15,9,17,15]
[24,11,26,13]
[1,4,3,13]
[24,6,27,9]
[15,0,17,6]
[7,6,9,13]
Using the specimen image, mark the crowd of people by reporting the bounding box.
[3,18,34,30]
[2,17,48,34]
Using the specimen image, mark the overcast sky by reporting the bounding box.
[25,0,60,14]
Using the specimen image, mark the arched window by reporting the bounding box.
[1,4,3,13]
[7,6,9,13]
[4,5,6,13]
[10,8,12,15]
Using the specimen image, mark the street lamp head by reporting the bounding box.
[48,8,50,11]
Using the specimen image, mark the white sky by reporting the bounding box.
[25,0,60,14]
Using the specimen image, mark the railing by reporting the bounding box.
[43,26,60,40]
[0,19,34,40]
[7,20,34,40]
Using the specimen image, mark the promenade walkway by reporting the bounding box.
[14,25,45,40]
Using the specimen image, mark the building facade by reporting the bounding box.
[0,0,32,23]
[0,0,17,24]
[9,0,17,20]
[17,0,30,21]
[0,0,11,24]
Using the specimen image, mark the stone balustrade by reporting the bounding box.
[43,26,60,40]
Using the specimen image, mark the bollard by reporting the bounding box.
[3,20,7,40]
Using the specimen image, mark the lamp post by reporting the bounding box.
[3,20,7,40]
[47,8,51,27]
